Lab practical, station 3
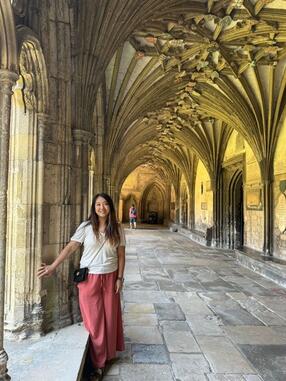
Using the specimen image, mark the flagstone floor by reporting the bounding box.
[102,228,286,381]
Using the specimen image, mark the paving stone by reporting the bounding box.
[124,326,163,344]
[206,375,245,381]
[224,325,286,345]
[196,336,255,373]
[132,344,169,364]
[227,292,286,326]
[163,330,200,353]
[243,376,263,381]
[187,315,224,336]
[124,273,142,282]
[170,353,210,380]
[123,313,158,326]
[123,290,170,303]
[124,303,155,314]
[255,296,286,319]
[124,281,159,290]
[238,344,286,381]
[154,302,185,321]
[142,273,171,281]
[271,325,286,340]
[205,301,263,326]
[160,320,190,332]
[157,280,187,292]
[174,294,212,316]
[119,364,174,381]
[200,280,236,292]
[182,281,206,292]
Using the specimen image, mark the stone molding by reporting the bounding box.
[72,129,94,144]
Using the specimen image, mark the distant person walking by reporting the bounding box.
[129,204,137,229]
[38,193,125,380]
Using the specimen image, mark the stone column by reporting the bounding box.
[175,188,180,225]
[164,185,171,226]
[31,113,48,331]
[118,198,124,222]
[188,180,195,231]
[104,175,111,195]
[211,174,223,247]
[0,69,18,380]
[72,129,93,222]
[262,173,273,256]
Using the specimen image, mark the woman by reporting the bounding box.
[129,204,137,229]
[38,193,125,380]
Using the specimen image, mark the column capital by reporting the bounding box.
[72,129,94,144]
[0,70,18,95]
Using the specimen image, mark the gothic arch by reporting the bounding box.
[179,176,190,228]
[16,25,49,113]
[141,182,166,224]
[0,0,18,72]
[227,170,244,249]
[122,193,138,223]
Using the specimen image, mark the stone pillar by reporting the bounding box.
[211,175,223,247]
[72,129,93,222]
[164,185,171,226]
[175,188,180,225]
[104,175,111,195]
[0,69,18,380]
[118,198,124,222]
[112,186,120,214]
[262,174,273,256]
[31,113,48,330]
[188,181,195,231]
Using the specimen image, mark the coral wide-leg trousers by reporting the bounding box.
[78,271,125,368]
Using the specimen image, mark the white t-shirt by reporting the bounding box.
[70,222,126,274]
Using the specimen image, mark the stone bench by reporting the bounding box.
[5,323,89,381]
[235,247,286,288]
[172,224,212,246]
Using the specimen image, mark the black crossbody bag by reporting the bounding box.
[73,238,107,283]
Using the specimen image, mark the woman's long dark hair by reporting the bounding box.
[86,193,120,246]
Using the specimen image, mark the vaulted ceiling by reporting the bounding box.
[76,0,286,188]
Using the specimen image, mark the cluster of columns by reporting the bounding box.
[0,69,18,380]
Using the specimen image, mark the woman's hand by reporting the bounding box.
[37,263,55,278]
[115,278,123,294]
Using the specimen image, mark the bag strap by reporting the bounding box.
[85,237,107,268]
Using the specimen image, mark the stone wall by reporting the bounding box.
[274,117,286,259]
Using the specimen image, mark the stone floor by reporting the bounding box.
[102,228,286,381]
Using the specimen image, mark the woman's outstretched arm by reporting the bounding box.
[37,240,81,278]
[115,245,125,293]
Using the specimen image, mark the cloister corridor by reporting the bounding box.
[2,1,286,380]
[6,227,286,381]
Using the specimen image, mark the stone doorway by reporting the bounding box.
[222,156,244,249]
